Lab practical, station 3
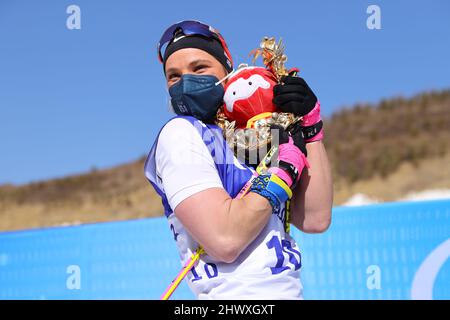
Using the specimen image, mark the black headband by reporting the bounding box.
[163,35,233,74]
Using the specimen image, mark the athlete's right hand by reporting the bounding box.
[248,124,309,211]
[268,124,309,188]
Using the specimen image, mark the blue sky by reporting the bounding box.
[0,0,449,185]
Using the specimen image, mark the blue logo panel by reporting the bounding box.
[0,200,449,300]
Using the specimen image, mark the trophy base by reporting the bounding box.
[217,111,301,166]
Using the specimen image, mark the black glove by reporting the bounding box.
[273,76,318,117]
[271,123,307,157]
[267,124,308,188]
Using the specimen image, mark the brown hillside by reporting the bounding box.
[0,158,158,231]
[325,90,450,184]
[0,89,449,231]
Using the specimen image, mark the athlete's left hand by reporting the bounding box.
[273,76,324,143]
[273,76,317,117]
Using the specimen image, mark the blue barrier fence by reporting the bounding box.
[0,199,449,300]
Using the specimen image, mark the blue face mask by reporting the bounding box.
[169,74,225,122]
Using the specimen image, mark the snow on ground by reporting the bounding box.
[56,220,82,227]
[399,189,450,202]
[341,193,380,206]
[342,189,450,206]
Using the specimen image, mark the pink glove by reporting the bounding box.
[268,126,310,188]
[301,101,324,143]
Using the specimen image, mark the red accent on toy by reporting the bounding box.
[287,67,300,76]
[223,67,278,128]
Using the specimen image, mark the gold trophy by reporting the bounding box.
[215,36,301,167]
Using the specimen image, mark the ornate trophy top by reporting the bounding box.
[250,36,292,82]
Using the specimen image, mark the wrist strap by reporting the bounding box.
[249,174,292,210]
[278,160,299,185]
[302,120,323,141]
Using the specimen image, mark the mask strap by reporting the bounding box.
[214,63,249,86]
[215,68,236,86]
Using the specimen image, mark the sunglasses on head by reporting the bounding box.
[157,20,233,66]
